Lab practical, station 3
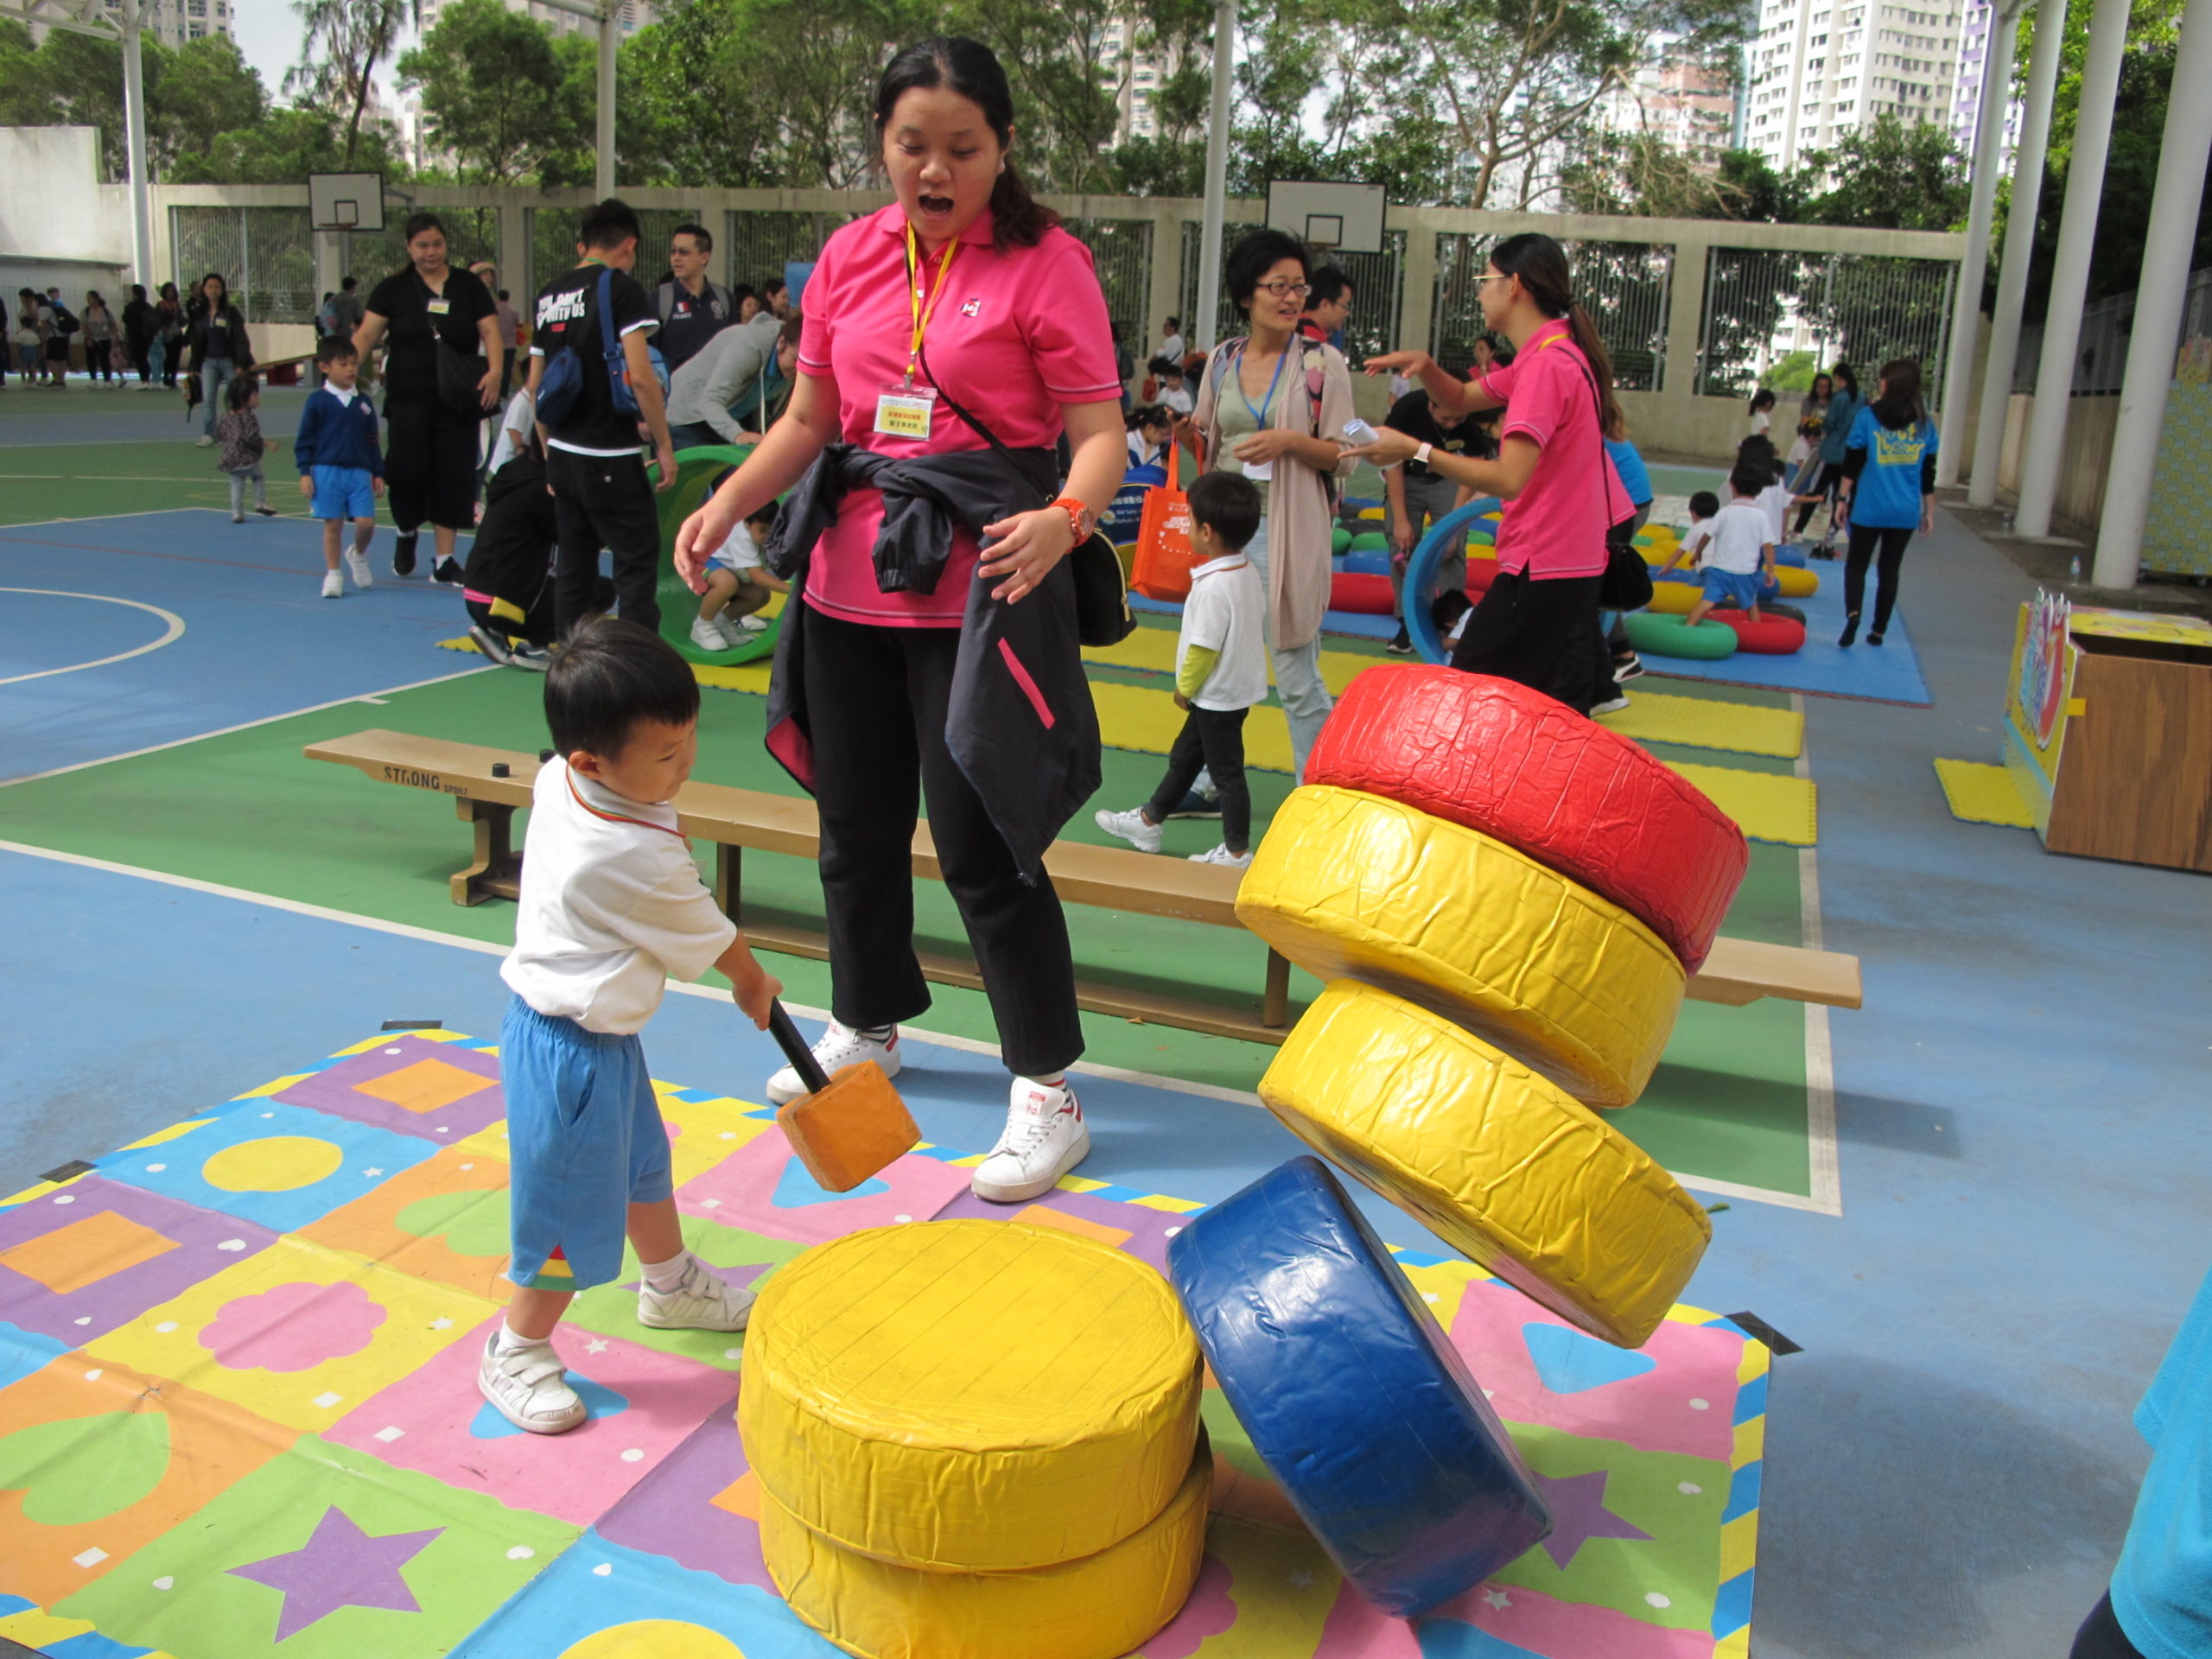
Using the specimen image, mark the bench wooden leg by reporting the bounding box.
[714,843,741,925]
[450,797,521,906]
[1262,949,1291,1029]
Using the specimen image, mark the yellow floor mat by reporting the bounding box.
[1595,691,1803,760]
[1088,680,1298,774]
[1934,758,2036,828]
[1665,762,1818,846]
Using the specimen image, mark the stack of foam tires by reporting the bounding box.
[742,1220,1210,1659]
[1163,666,1751,1616]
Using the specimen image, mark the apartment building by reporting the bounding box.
[1594,54,1740,168]
[1095,12,1183,143]
[1743,0,1969,172]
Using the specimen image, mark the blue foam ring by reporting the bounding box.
[1402,498,1503,666]
[1166,1156,1551,1617]
[1776,543,1808,568]
[1344,550,1395,576]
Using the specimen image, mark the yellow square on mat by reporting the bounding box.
[0,1209,181,1295]
[353,1057,498,1116]
[658,1094,778,1189]
[451,1117,512,1163]
[86,1235,494,1434]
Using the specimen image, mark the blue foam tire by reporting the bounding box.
[1402,498,1503,666]
[1166,1156,1551,1616]
[1344,550,1394,576]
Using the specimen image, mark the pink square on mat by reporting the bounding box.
[325,1315,739,1525]
[671,1133,972,1245]
[1446,1278,1745,1463]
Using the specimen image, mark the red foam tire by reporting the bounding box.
[1331,572,1396,615]
[1304,667,1748,970]
[1710,610,1805,654]
[1464,561,1497,594]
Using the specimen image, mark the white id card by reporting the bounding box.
[1241,458,1274,482]
[427,297,451,316]
[874,385,938,440]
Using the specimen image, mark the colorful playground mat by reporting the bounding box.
[0,1030,1769,1658]
[1933,758,2037,829]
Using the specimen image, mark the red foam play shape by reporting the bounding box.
[1710,610,1806,654]
[1330,572,1397,615]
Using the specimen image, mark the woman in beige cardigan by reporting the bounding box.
[1179,230,1358,780]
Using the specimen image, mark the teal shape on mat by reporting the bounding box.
[1522,1323,1658,1395]
[1416,1620,1546,1656]
[772,1157,887,1208]
[469,1371,628,1439]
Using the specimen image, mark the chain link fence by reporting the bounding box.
[169,206,316,325]
[721,210,853,298]
[1699,247,1957,404]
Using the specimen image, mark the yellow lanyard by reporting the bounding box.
[902,219,962,387]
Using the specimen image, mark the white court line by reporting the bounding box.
[0,589,185,685]
[1793,692,1845,1217]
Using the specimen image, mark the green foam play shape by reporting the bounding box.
[0,1410,171,1525]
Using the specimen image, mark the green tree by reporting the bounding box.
[0,25,269,180]
[1797,112,1969,230]
[397,0,588,183]
[167,104,409,184]
[289,0,414,162]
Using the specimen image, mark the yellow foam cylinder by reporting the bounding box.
[739,1220,1202,1571]
[1260,982,1712,1347]
[762,1438,1213,1659]
[1646,582,1698,614]
[1236,787,1686,1107]
[1775,564,1818,597]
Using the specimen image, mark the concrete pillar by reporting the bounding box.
[499,204,532,308]
[594,4,618,200]
[120,7,154,289]
[1145,202,1183,357]
[2091,0,2212,586]
[1194,0,1236,354]
[1969,0,2069,505]
[2011,0,2131,537]
[1400,219,1437,361]
[1663,238,1710,398]
[1936,0,2019,485]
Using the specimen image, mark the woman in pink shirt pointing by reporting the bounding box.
[672,37,1127,1205]
[1357,233,1629,713]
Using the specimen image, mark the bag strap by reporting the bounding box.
[911,331,1053,512]
[596,267,620,361]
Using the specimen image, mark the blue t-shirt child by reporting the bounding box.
[1845,404,1936,529]
[2110,1260,2212,1658]
[1603,437,1653,509]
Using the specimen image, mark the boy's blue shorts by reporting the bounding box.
[1700,567,1764,610]
[499,995,673,1292]
[310,464,376,521]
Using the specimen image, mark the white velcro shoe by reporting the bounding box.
[477,1332,587,1435]
[637,1255,755,1332]
[971,1077,1090,1204]
[765,1020,900,1106]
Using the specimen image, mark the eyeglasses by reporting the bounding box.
[1475,274,1513,289]
[1254,280,1313,298]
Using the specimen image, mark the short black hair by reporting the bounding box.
[1728,460,1770,499]
[672,221,713,254]
[1147,355,1184,378]
[760,276,788,298]
[340,275,357,289]
[743,501,779,527]
[1307,266,1353,306]
[497,288,509,301]
[546,617,700,760]
[579,198,643,253]
[1224,229,1309,319]
[316,336,359,365]
[1186,470,1262,553]
[1688,490,1720,518]
[1165,315,1180,329]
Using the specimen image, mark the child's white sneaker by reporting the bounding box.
[477,1332,587,1435]
[972,1077,1090,1204]
[321,569,343,599]
[765,1020,900,1106]
[690,615,731,652]
[1188,844,1252,868]
[345,548,373,589]
[1094,805,1162,854]
[637,1255,755,1332]
[732,614,768,635]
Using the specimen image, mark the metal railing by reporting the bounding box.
[1699,246,1957,403]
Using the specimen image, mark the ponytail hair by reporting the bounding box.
[874,38,1060,254]
[1869,357,1926,429]
[1487,232,1624,441]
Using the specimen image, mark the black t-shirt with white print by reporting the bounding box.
[530,262,657,455]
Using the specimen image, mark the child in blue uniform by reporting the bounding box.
[294,339,385,598]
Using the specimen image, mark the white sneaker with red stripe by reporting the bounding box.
[971,1077,1090,1203]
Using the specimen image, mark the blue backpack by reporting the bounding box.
[534,266,668,429]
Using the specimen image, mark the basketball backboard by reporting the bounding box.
[1266,181,1387,255]
[308,172,386,233]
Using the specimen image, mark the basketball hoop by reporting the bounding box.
[308,172,387,234]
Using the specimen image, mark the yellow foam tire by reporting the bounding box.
[1775,564,1818,597]
[762,1437,1211,1659]
[1646,581,1698,613]
[1260,982,1712,1347]
[1237,787,1686,1107]
[739,1219,1202,1572]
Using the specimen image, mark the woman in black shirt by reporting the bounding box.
[185,274,254,443]
[351,213,502,582]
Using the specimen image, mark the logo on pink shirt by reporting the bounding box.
[959,298,983,317]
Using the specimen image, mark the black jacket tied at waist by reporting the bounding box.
[761,443,1102,880]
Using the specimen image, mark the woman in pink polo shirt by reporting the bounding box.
[1359,233,1629,712]
[673,37,1125,1205]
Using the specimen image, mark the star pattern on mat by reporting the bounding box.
[1484,1588,1513,1610]
[1531,1469,1649,1569]
[226,1504,443,1639]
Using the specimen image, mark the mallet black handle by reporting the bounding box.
[766,1001,833,1097]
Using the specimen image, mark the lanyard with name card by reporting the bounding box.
[1232,343,1287,481]
[874,221,962,441]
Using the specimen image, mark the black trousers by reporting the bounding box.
[800,607,1084,1079]
[2070,1593,2146,1659]
[384,395,482,533]
[1146,705,1252,852]
[549,447,662,639]
[129,337,151,381]
[1794,461,1840,533]
[1844,523,1913,633]
[1451,569,1605,714]
[86,340,114,379]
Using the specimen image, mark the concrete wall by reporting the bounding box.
[1990,391,2120,537]
[0,129,130,266]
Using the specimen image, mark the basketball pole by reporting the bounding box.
[1195,0,1237,355]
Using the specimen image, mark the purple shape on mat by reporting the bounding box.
[928,1185,1187,1274]
[228,1504,442,1639]
[1529,1468,1651,1569]
[0,1177,279,1343]
[594,1406,778,1593]
[274,1039,506,1145]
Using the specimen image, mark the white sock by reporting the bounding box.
[495,1320,551,1356]
[640,1251,692,1293]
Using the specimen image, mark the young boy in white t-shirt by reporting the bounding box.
[692,500,787,652]
[486,617,781,1434]
[1095,472,1267,868]
[1662,462,1774,628]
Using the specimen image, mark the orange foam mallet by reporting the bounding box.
[766,1002,920,1192]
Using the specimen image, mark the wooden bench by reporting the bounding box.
[305,728,1863,1046]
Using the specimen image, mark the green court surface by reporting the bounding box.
[0,652,1823,1204]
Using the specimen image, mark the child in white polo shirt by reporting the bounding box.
[486,616,780,1435]
[1096,472,1268,868]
